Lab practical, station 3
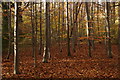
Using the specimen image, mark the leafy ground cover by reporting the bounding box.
[2,43,120,80]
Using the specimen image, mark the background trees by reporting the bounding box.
[1,1,120,77]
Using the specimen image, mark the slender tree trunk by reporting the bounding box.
[58,2,62,53]
[48,2,50,58]
[35,3,38,46]
[72,2,77,53]
[31,2,36,67]
[90,2,95,50]
[42,2,50,63]
[67,2,71,56]
[104,2,108,54]
[2,2,9,49]
[85,2,92,57]
[39,2,42,55]
[118,2,120,79]
[0,3,2,66]
[7,2,12,59]
[61,2,64,52]
[97,2,100,37]
[14,2,19,74]
[54,2,57,42]
[118,2,120,51]
[113,2,115,24]
[106,2,112,58]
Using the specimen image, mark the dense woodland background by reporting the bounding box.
[1,1,120,79]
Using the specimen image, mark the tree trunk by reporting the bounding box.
[97,2,100,37]
[39,2,42,55]
[2,2,9,50]
[14,2,19,74]
[85,2,92,57]
[58,2,61,53]
[118,1,120,51]
[42,2,50,63]
[112,2,115,24]
[7,2,12,59]
[72,2,77,53]
[67,2,71,56]
[90,2,95,50]
[35,3,38,47]
[118,2,120,79]
[106,2,112,58]
[31,2,36,67]
[0,2,2,73]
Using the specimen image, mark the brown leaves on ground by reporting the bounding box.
[2,43,120,79]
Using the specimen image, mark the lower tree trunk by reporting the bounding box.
[14,2,19,74]
[31,2,36,67]
[42,2,50,63]
[67,2,71,56]
[39,2,42,55]
[85,2,92,57]
[7,2,12,59]
[106,2,112,58]
[118,2,120,79]
[2,2,9,50]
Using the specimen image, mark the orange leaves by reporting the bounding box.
[19,35,32,39]
[77,36,111,41]
[2,13,8,17]
[2,43,119,79]
[78,37,88,40]
[98,31,107,33]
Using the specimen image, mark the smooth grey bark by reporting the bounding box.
[35,3,38,46]
[90,2,95,49]
[118,2,120,51]
[42,2,50,63]
[118,2,120,79]
[48,2,50,58]
[58,2,62,53]
[2,2,9,49]
[85,2,92,57]
[106,2,112,58]
[39,2,42,55]
[31,2,36,67]
[7,2,12,59]
[67,2,71,56]
[72,2,77,53]
[14,2,19,74]
[104,2,108,54]
[97,2,100,37]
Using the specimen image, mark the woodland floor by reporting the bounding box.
[2,42,120,80]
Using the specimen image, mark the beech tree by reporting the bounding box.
[39,2,43,55]
[2,2,9,49]
[85,2,92,57]
[14,2,19,74]
[42,2,50,63]
[106,2,112,58]
[6,2,12,59]
[118,2,120,78]
[118,2,120,51]
[67,2,71,56]
[31,2,37,67]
